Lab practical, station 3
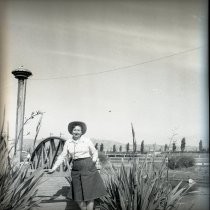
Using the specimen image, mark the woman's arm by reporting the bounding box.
[88,139,98,162]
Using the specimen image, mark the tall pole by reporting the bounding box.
[12,66,32,162]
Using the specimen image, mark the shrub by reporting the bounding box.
[98,151,108,165]
[168,156,195,169]
[0,126,44,210]
[99,155,193,210]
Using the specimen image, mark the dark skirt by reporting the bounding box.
[68,157,107,201]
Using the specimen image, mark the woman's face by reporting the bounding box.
[72,125,82,140]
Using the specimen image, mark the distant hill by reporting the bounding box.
[13,137,199,153]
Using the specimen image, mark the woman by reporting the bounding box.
[47,121,107,210]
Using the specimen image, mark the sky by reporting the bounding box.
[1,0,208,147]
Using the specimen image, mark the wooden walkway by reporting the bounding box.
[33,174,80,210]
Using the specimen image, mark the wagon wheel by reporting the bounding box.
[30,136,71,172]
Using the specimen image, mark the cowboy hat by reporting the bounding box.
[68,121,87,135]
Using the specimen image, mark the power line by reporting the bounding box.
[31,46,201,81]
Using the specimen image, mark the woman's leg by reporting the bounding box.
[86,200,94,210]
[77,201,87,210]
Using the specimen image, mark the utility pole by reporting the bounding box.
[12,66,32,162]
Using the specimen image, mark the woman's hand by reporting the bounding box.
[44,169,55,174]
[95,159,101,170]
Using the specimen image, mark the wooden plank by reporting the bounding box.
[50,139,56,151]
[49,144,54,168]
[51,141,61,169]
[27,169,70,177]
[46,146,51,167]
[32,154,37,169]
[36,149,42,168]
[50,141,61,167]
[41,145,45,167]
[49,139,57,168]
[43,144,50,168]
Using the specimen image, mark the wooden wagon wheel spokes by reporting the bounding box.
[30,136,71,172]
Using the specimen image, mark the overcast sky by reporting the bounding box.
[1,0,208,147]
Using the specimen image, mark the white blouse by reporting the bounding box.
[52,136,98,171]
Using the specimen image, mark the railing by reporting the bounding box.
[30,136,71,175]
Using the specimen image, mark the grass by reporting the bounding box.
[168,166,209,183]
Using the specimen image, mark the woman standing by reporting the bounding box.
[47,121,107,210]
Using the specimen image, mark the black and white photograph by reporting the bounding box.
[0,0,209,210]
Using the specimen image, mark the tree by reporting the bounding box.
[100,143,104,152]
[199,140,203,152]
[95,143,98,150]
[131,123,136,153]
[140,140,144,154]
[133,141,137,153]
[126,143,129,153]
[113,145,116,153]
[164,144,168,152]
[119,145,122,152]
[172,142,176,152]
[181,137,186,152]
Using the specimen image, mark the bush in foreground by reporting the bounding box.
[0,127,44,210]
[99,155,194,210]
